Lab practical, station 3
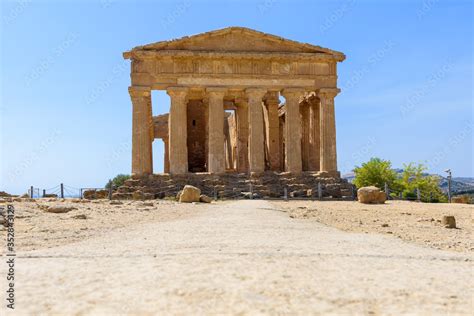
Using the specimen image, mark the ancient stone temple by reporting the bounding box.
[118,27,352,200]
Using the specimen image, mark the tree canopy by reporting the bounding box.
[353,158,397,189]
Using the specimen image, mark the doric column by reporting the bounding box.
[282,88,304,173]
[163,138,170,173]
[264,92,281,171]
[308,97,321,171]
[246,88,267,174]
[235,97,249,173]
[207,87,227,174]
[318,88,340,174]
[129,86,153,175]
[300,101,310,171]
[167,87,189,174]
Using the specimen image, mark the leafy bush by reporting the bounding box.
[353,159,448,203]
[105,174,131,189]
[353,158,397,189]
[402,190,417,200]
[395,163,447,202]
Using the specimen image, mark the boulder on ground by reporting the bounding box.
[442,216,456,228]
[83,190,95,199]
[179,185,201,203]
[83,189,109,200]
[451,196,469,204]
[199,194,212,203]
[95,189,109,199]
[357,186,386,204]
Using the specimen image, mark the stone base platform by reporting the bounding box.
[114,171,355,200]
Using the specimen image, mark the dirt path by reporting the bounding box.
[1,200,472,315]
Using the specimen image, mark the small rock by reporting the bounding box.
[442,216,456,229]
[199,194,212,203]
[110,200,123,205]
[43,206,76,213]
[72,214,87,219]
[381,223,389,227]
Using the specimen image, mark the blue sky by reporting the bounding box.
[1,0,472,194]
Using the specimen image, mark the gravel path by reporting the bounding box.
[1,200,472,315]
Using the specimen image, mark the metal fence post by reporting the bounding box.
[30,186,34,198]
[352,185,356,201]
[284,187,288,201]
[80,188,83,199]
[318,182,322,200]
[213,185,217,201]
[384,182,389,200]
[42,189,46,198]
[60,183,64,199]
[108,180,113,200]
[416,188,421,201]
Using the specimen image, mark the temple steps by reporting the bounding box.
[114,171,355,200]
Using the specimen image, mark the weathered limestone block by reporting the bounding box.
[83,189,109,200]
[179,185,201,203]
[451,196,469,204]
[42,206,77,213]
[199,194,212,203]
[441,216,456,229]
[357,186,386,204]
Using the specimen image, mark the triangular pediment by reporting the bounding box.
[125,27,344,60]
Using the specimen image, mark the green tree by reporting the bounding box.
[105,174,131,189]
[396,163,447,202]
[353,158,397,189]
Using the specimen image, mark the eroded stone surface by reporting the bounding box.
[124,27,343,181]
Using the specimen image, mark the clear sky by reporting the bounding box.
[1,0,472,194]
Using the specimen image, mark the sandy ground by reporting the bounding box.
[0,199,472,315]
[0,198,198,251]
[272,200,474,253]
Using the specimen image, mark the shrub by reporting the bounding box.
[353,158,397,189]
[105,174,131,189]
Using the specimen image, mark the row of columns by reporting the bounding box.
[129,86,339,176]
